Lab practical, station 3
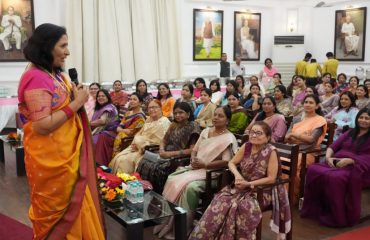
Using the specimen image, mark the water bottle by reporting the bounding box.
[137,182,144,203]
[131,181,138,203]
[125,182,132,202]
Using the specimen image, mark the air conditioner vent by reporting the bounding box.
[274,35,304,45]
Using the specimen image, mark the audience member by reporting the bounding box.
[209,79,224,106]
[154,106,238,238]
[246,96,287,142]
[193,77,206,99]
[221,79,238,106]
[301,108,370,227]
[243,84,262,118]
[157,83,176,119]
[260,58,278,91]
[85,82,101,121]
[274,85,292,117]
[346,76,359,95]
[135,79,153,115]
[194,88,217,128]
[320,81,339,115]
[91,89,119,144]
[355,85,369,109]
[227,91,249,134]
[176,83,197,112]
[266,72,282,96]
[110,80,129,116]
[109,100,171,174]
[325,91,358,141]
[190,121,290,239]
[291,75,306,116]
[316,73,332,96]
[334,73,348,94]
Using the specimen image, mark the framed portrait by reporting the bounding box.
[234,11,261,61]
[334,7,367,61]
[193,9,223,61]
[0,0,35,62]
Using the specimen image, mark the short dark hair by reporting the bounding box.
[326,52,334,58]
[252,121,272,141]
[311,58,317,63]
[130,92,144,103]
[23,23,67,73]
[194,77,206,88]
[95,89,113,110]
[304,53,312,59]
[201,88,213,97]
[89,82,101,89]
[209,79,221,92]
[173,101,195,122]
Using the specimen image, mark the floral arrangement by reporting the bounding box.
[97,170,139,202]
[7,132,18,141]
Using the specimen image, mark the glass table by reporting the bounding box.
[0,135,25,176]
[103,190,187,240]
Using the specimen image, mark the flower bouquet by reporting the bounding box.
[97,170,126,208]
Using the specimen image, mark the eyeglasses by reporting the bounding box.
[249,130,264,137]
[148,106,160,110]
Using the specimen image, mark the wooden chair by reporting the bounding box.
[254,142,299,240]
[299,122,336,198]
[233,133,249,147]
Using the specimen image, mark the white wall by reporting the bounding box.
[0,0,66,95]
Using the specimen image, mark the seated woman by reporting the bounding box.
[345,76,359,96]
[235,75,246,98]
[157,83,176,119]
[221,80,239,106]
[291,75,306,117]
[274,85,292,117]
[244,75,266,97]
[316,73,332,96]
[246,96,287,142]
[285,94,327,200]
[176,83,197,112]
[84,82,100,121]
[193,77,206,99]
[109,99,171,174]
[91,89,119,144]
[227,91,249,134]
[320,81,339,115]
[286,75,298,98]
[355,85,369,110]
[301,108,370,227]
[243,84,262,118]
[135,79,153,115]
[266,72,283,96]
[209,79,224,106]
[190,121,291,240]
[137,102,201,193]
[110,80,129,117]
[94,93,146,166]
[334,73,348,94]
[194,88,217,128]
[153,106,238,238]
[325,91,359,141]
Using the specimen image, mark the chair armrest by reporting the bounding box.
[256,178,290,191]
[168,156,191,172]
[300,146,322,155]
[144,144,160,152]
[204,167,228,205]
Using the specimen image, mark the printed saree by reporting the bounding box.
[189,143,291,239]
[91,103,119,145]
[18,67,104,239]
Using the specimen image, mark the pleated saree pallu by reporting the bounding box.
[18,67,105,239]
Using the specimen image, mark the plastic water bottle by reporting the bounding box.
[136,182,144,203]
[125,182,132,202]
[130,181,138,203]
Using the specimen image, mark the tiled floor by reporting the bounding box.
[0,139,369,239]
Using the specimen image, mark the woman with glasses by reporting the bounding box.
[301,108,370,227]
[190,121,290,240]
[154,106,238,238]
[84,82,100,121]
[245,96,287,142]
[109,99,171,174]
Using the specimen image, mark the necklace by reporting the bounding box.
[213,128,226,136]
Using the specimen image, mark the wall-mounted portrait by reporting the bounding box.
[193,9,223,61]
[234,11,261,61]
[334,7,367,61]
[0,0,34,62]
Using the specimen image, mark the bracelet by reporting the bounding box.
[61,105,74,119]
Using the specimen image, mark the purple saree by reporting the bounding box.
[301,131,370,227]
[91,103,119,144]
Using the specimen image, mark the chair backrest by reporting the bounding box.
[120,136,134,151]
[233,133,249,147]
[320,122,336,149]
[285,116,293,129]
[271,142,299,204]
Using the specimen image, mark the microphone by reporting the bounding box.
[68,68,79,85]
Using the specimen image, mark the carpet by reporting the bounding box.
[0,213,33,240]
[328,226,370,240]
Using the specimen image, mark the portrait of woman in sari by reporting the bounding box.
[94,93,146,166]
[91,89,119,145]
[301,108,370,227]
[190,121,291,240]
[18,23,104,239]
[109,99,171,174]
[153,106,238,239]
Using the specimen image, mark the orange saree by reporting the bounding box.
[18,67,105,239]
